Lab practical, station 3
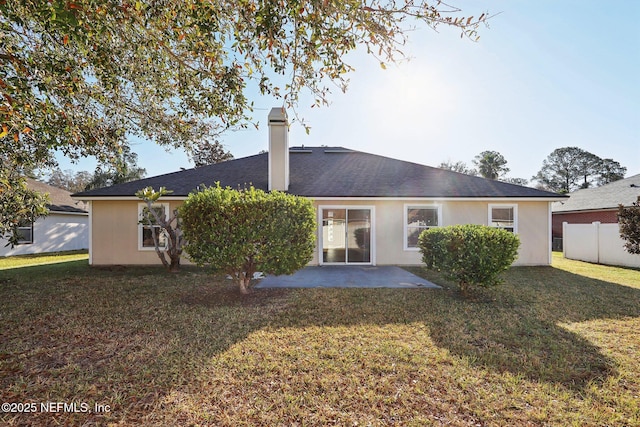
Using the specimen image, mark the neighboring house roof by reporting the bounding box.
[552,173,640,213]
[73,147,564,199]
[26,178,88,214]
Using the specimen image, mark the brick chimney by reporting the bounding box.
[268,107,289,191]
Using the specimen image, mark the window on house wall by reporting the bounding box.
[404,205,441,250]
[138,203,169,250]
[17,221,33,244]
[489,204,517,233]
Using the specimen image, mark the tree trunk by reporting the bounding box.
[239,277,250,294]
[459,281,470,297]
[168,254,181,273]
[150,226,170,270]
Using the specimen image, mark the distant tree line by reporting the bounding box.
[439,147,626,193]
[45,143,232,192]
[532,147,626,193]
[439,150,530,186]
[47,146,147,193]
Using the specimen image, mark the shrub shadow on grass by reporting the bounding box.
[268,265,640,391]
[414,265,640,389]
[2,261,640,425]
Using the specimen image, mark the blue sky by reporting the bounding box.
[57,0,640,182]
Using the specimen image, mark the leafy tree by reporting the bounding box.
[84,147,146,190]
[0,166,49,247]
[439,158,528,185]
[472,151,510,180]
[598,158,627,186]
[180,184,316,294]
[47,168,93,193]
[1,1,487,238]
[500,177,529,186]
[438,160,477,176]
[533,147,626,193]
[533,147,587,193]
[575,150,602,189]
[618,202,640,255]
[191,141,233,167]
[136,187,184,273]
[418,224,520,295]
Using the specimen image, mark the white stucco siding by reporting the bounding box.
[0,213,89,257]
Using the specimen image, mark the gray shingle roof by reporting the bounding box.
[73,147,564,199]
[27,179,88,213]
[552,173,640,212]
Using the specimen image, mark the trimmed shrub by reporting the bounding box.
[418,224,520,293]
[618,202,640,254]
[179,184,316,294]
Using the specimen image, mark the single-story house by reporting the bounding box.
[1,179,89,256]
[552,173,640,239]
[73,108,565,267]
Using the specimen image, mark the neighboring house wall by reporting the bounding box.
[89,199,552,267]
[0,213,89,257]
[563,222,640,268]
[552,209,618,238]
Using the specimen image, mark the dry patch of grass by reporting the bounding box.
[1,254,640,426]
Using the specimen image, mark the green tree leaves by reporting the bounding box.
[2,0,487,173]
[1,1,487,245]
[179,184,316,294]
[533,147,627,194]
[472,150,510,180]
[418,224,520,294]
[0,167,49,247]
[618,203,640,255]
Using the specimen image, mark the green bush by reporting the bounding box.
[179,184,316,294]
[418,224,520,294]
[618,202,640,254]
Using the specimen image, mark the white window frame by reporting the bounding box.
[17,222,34,245]
[404,204,442,251]
[488,204,518,233]
[138,203,170,251]
[318,205,376,265]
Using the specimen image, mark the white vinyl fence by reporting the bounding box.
[563,221,640,268]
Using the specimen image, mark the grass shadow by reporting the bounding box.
[0,263,297,425]
[2,260,640,425]
[265,265,640,391]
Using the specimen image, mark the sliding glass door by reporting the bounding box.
[321,208,372,264]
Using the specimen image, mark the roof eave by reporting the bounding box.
[71,195,188,201]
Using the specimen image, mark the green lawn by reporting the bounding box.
[1,253,639,426]
[0,250,88,270]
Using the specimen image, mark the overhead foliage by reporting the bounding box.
[1,0,488,242]
[618,203,640,255]
[180,184,316,294]
[533,147,627,194]
[1,0,488,169]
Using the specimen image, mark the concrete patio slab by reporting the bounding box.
[255,265,440,289]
